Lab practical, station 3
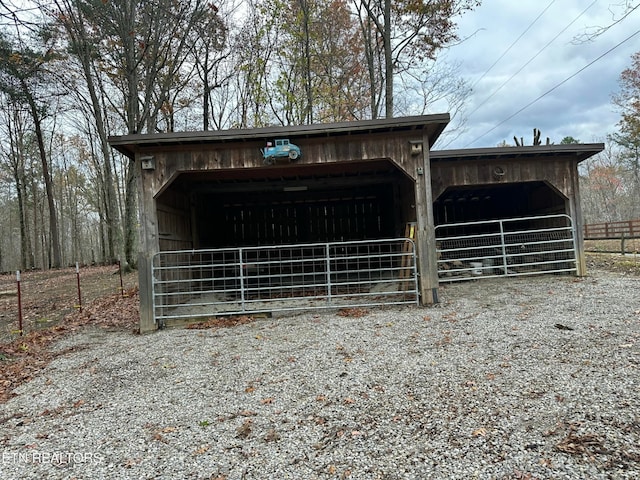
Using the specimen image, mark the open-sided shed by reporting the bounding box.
[110,115,449,331]
[430,144,603,282]
[109,116,603,332]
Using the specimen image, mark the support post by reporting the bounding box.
[569,161,587,276]
[136,152,160,332]
[75,262,82,313]
[16,270,23,336]
[414,133,439,304]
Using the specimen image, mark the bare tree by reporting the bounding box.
[0,29,63,267]
[610,50,640,217]
[186,2,229,130]
[579,143,631,223]
[352,0,480,118]
[573,1,640,43]
[0,96,34,269]
[53,0,217,266]
[49,0,123,264]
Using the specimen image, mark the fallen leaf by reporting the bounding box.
[556,432,603,455]
[236,419,252,439]
[539,457,553,467]
[186,316,255,330]
[555,323,574,331]
[264,428,280,442]
[123,457,142,468]
[337,308,368,318]
[193,444,210,455]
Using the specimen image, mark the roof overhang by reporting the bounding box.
[108,114,451,159]
[431,143,604,164]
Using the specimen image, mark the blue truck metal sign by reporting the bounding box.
[261,139,301,164]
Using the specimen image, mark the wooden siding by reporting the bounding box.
[156,189,193,251]
[431,156,578,201]
[196,184,397,248]
[143,134,423,200]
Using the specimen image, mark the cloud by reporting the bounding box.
[437,0,639,149]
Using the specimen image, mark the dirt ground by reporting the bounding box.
[586,251,640,276]
[585,238,640,254]
[0,265,138,342]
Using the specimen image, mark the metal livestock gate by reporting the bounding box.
[435,214,578,282]
[151,238,418,327]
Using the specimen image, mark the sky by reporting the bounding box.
[434,0,640,150]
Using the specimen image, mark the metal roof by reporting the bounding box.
[108,114,451,159]
[431,143,604,163]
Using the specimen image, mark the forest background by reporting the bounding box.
[0,0,638,273]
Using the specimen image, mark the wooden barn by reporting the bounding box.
[108,115,603,332]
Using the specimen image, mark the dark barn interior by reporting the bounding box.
[156,159,415,251]
[428,146,605,281]
[433,181,567,226]
[428,147,598,238]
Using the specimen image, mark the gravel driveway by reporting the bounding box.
[1,269,639,479]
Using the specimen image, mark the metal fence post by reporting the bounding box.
[325,243,332,305]
[499,220,508,274]
[16,270,23,336]
[239,248,245,311]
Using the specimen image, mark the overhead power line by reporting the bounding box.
[470,0,556,91]
[464,28,640,148]
[466,0,597,121]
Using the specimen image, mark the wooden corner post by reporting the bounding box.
[414,133,440,304]
[136,153,160,333]
[569,161,587,276]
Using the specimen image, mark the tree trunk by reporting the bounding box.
[299,0,313,123]
[203,81,210,130]
[13,168,28,270]
[23,82,62,268]
[123,159,138,268]
[383,0,393,118]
